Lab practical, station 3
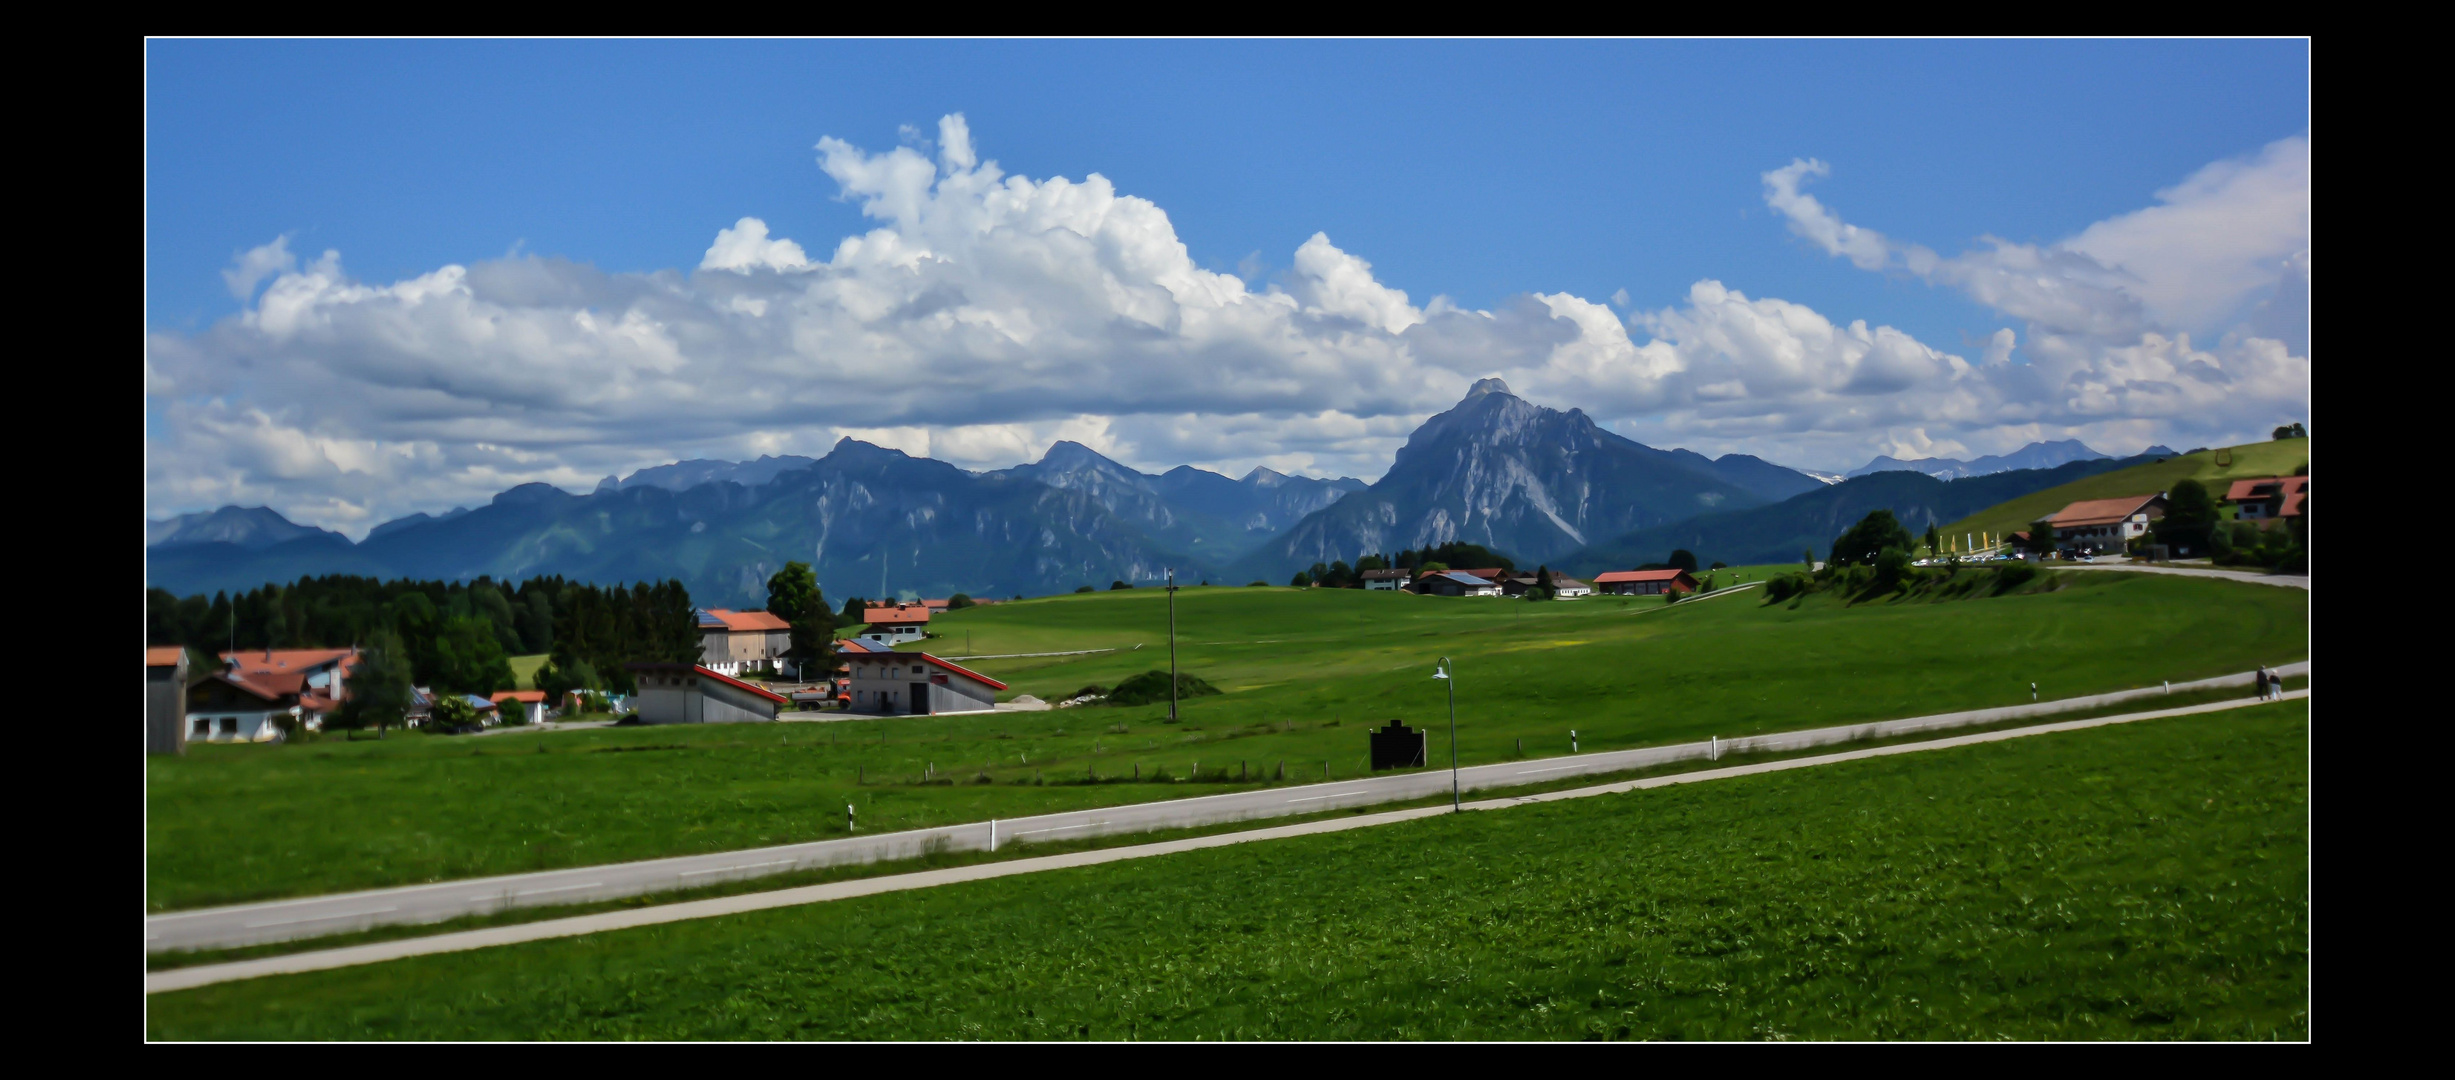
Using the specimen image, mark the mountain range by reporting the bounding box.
[147,379,2130,603]
[1846,439,2173,481]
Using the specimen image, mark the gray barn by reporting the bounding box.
[625,663,788,724]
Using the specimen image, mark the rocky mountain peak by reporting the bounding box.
[1466,376,1513,399]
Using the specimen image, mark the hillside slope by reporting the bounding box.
[1939,437,2310,542]
[1561,457,2147,572]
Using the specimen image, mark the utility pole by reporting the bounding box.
[1166,567,1179,722]
[1433,657,1458,811]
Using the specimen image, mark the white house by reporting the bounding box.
[862,603,932,643]
[1550,576,1593,598]
[491,690,549,725]
[844,652,1007,716]
[183,648,357,743]
[2046,493,2168,555]
[625,663,788,724]
[1360,568,1409,591]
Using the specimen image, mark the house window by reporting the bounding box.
[191,717,209,736]
[218,717,238,735]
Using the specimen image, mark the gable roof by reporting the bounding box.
[145,646,187,668]
[911,653,1009,691]
[2224,476,2307,516]
[863,603,931,626]
[835,637,896,654]
[491,690,548,704]
[1359,568,1410,580]
[700,608,792,632]
[2049,493,2165,528]
[220,648,358,677]
[1427,571,1495,588]
[1593,569,1695,584]
[621,662,793,704]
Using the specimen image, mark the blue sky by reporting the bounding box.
[145,39,2311,533]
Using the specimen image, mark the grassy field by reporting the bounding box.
[509,653,548,691]
[147,571,2307,912]
[148,701,2311,1040]
[1940,438,2310,544]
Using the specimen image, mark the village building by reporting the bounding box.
[183,648,358,743]
[624,663,789,724]
[2224,476,2307,526]
[843,652,1007,715]
[1418,570,1502,597]
[1593,569,1699,596]
[697,608,793,676]
[146,646,189,755]
[862,602,932,643]
[490,690,549,725]
[2047,493,2168,554]
[1550,575,1592,598]
[1360,568,1410,591]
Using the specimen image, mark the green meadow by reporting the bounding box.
[148,701,2311,1040]
[147,571,2307,912]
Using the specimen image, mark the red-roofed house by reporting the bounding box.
[184,648,360,743]
[625,663,790,724]
[490,690,549,725]
[862,602,932,644]
[2224,476,2307,526]
[1594,569,1699,596]
[2047,493,2167,554]
[844,652,1007,715]
[697,608,794,676]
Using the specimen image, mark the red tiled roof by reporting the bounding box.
[1594,569,1692,584]
[2050,494,2164,528]
[863,604,932,626]
[2223,476,2307,517]
[145,646,186,667]
[705,609,793,632]
[491,690,548,704]
[220,648,358,677]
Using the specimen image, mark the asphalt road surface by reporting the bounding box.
[146,660,2308,955]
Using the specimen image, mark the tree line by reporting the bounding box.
[145,574,701,699]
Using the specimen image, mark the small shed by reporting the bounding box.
[842,652,1006,716]
[490,690,549,725]
[1369,720,1428,770]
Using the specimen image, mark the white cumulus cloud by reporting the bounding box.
[147,116,2311,535]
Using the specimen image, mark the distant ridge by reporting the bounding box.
[1846,439,2146,481]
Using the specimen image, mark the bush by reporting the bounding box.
[1071,685,1107,700]
[1994,563,2038,593]
[1074,585,1095,594]
[947,593,975,610]
[1247,580,1270,587]
[1762,572,1813,603]
[1105,670,1222,706]
[1110,581,1135,590]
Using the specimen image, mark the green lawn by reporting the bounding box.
[508,653,549,691]
[147,571,2307,912]
[1941,438,2310,544]
[147,701,2311,1040]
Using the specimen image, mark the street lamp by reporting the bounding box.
[1432,657,1459,811]
[1166,567,1179,723]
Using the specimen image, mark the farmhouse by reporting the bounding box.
[2047,493,2167,554]
[697,608,792,676]
[2224,476,2307,525]
[1418,570,1502,597]
[844,652,1007,715]
[183,648,358,743]
[863,602,932,643]
[1360,568,1410,591]
[1550,575,1592,598]
[1593,569,1698,596]
[624,663,788,724]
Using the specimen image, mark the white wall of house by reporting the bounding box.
[635,670,780,724]
[182,708,313,743]
[845,657,997,715]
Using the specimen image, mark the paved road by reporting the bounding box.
[2055,562,2310,589]
[145,661,2309,955]
[147,689,2311,994]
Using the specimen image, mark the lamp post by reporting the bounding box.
[1432,657,1458,811]
[1166,567,1179,723]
